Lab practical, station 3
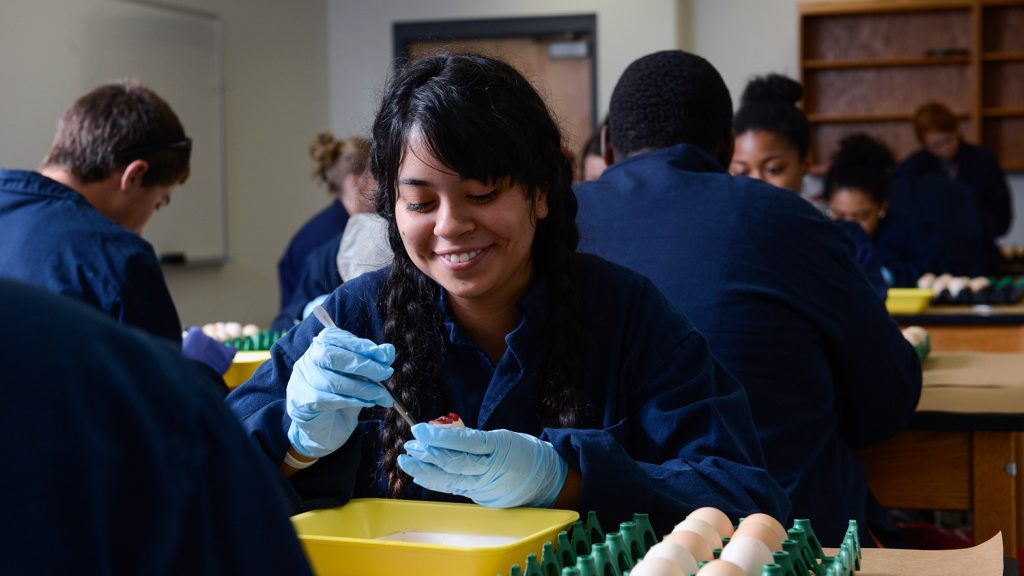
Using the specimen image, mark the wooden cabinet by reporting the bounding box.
[800,0,1024,172]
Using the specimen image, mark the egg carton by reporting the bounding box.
[224,330,286,351]
[500,511,860,576]
[918,275,1024,306]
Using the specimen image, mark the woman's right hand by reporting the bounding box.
[286,327,396,459]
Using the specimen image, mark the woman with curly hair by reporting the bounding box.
[228,53,787,533]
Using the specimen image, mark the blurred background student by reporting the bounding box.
[825,134,947,288]
[730,73,887,298]
[896,102,1013,274]
[277,134,370,311]
[0,278,311,575]
[272,169,392,331]
[0,80,234,383]
[576,51,921,546]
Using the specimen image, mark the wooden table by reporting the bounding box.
[858,352,1024,558]
[893,304,1024,353]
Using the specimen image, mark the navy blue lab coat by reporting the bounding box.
[835,220,887,299]
[574,144,922,545]
[873,214,948,288]
[278,201,348,309]
[0,169,181,343]
[897,142,1013,273]
[0,278,311,575]
[272,232,343,331]
[228,255,791,535]
[890,171,988,277]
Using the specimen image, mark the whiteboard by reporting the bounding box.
[0,0,226,263]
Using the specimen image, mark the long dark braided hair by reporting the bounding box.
[370,53,588,496]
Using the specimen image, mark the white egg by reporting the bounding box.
[719,535,774,576]
[201,323,217,337]
[242,323,260,337]
[948,277,967,297]
[695,559,746,576]
[630,556,686,576]
[224,321,242,338]
[672,517,723,550]
[643,542,698,575]
[687,507,734,537]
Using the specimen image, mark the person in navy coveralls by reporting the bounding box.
[227,53,789,535]
[0,278,312,575]
[730,73,887,298]
[825,134,947,288]
[0,80,233,384]
[575,50,921,545]
[896,102,1012,274]
[277,134,370,310]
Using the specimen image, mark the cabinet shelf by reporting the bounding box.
[801,1,971,16]
[803,55,970,69]
[983,107,1024,117]
[801,0,1022,167]
[982,51,1024,61]
[808,112,969,124]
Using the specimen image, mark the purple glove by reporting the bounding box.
[182,326,237,375]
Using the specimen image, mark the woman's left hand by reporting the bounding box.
[397,423,568,508]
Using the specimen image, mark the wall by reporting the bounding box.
[140,0,330,326]
[326,0,682,139]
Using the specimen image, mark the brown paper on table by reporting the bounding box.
[918,352,1024,414]
[826,533,1003,576]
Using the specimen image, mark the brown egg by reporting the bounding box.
[687,507,734,538]
[695,559,746,576]
[732,519,782,552]
[663,529,714,563]
[672,517,723,549]
[740,513,787,543]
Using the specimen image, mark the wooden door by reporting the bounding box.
[408,36,595,161]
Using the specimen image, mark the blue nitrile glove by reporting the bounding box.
[397,423,568,508]
[301,294,330,320]
[286,327,396,458]
[182,326,236,375]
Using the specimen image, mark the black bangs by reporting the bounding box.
[406,59,548,191]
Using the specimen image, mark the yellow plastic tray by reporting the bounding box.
[222,350,270,389]
[885,288,933,315]
[292,499,578,576]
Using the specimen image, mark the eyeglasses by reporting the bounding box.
[116,137,192,162]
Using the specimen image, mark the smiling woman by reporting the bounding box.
[226,53,789,534]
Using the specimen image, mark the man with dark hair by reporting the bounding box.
[0,80,233,380]
[575,50,922,546]
[0,278,312,575]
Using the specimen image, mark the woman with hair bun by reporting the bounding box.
[825,133,946,287]
[277,134,371,310]
[228,53,788,534]
[730,74,810,195]
[730,74,887,297]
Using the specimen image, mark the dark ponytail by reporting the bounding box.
[370,53,588,495]
[734,74,810,158]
